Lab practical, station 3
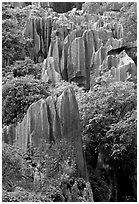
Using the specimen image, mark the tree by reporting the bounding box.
[2,143,23,191]
[2,3,26,67]
[2,76,49,126]
[76,80,137,201]
[119,2,137,44]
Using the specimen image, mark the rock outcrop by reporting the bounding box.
[41,57,61,83]
[67,37,86,86]
[3,87,87,179]
[23,8,136,88]
[24,17,52,62]
[41,11,135,88]
[109,50,136,82]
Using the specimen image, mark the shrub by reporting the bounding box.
[2,143,23,191]
[11,57,42,79]
[2,76,49,126]
[2,57,42,80]
[76,81,136,161]
[76,80,137,200]
[50,80,83,97]
[23,139,77,183]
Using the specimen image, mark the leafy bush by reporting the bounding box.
[23,139,77,183]
[2,3,47,67]
[75,80,136,200]
[119,2,137,43]
[76,81,136,160]
[2,57,42,79]
[2,3,28,67]
[2,143,23,191]
[50,81,83,97]
[12,57,42,79]
[2,139,88,202]
[2,76,49,126]
[88,171,110,202]
[82,2,107,15]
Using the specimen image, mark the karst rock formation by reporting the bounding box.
[2,4,137,196]
[26,9,136,89]
[3,87,87,180]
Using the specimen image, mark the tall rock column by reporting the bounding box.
[41,57,61,83]
[83,30,95,90]
[24,16,52,62]
[3,88,87,180]
[56,87,87,179]
[67,37,86,87]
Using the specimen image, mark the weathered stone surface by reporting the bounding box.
[90,45,107,77]
[3,87,87,179]
[24,17,52,61]
[92,30,102,52]
[83,30,95,90]
[41,57,61,83]
[113,23,123,39]
[46,96,61,141]
[2,125,16,145]
[100,55,118,73]
[67,37,86,87]
[106,37,124,49]
[56,87,87,178]
[18,99,50,150]
[60,37,70,81]
[51,37,63,70]
[98,28,112,45]
[110,51,136,82]
[68,29,84,44]
[83,30,95,62]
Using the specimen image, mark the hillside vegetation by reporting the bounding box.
[2,2,137,202]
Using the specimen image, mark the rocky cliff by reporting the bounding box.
[37,10,136,89]
[3,87,87,180]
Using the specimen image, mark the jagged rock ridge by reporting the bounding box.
[3,87,87,180]
[36,10,136,89]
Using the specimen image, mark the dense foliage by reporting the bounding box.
[2,2,137,202]
[2,3,27,67]
[2,2,46,67]
[2,57,42,79]
[49,78,137,201]
[2,143,23,192]
[2,77,49,126]
[83,2,137,44]
[2,139,89,202]
[119,2,137,43]
[76,80,137,201]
